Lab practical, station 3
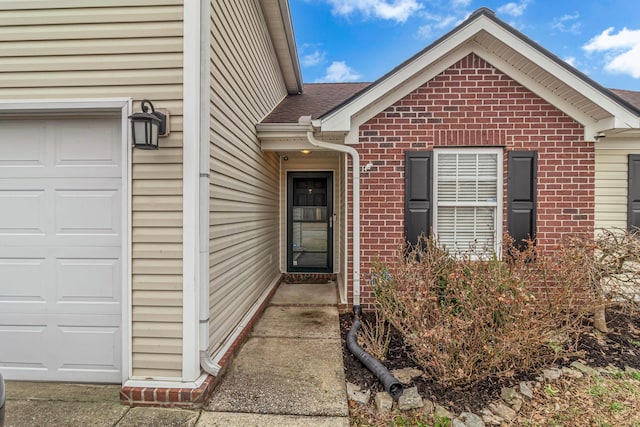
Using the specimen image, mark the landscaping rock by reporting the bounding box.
[500,386,518,403]
[488,402,517,422]
[598,365,621,377]
[453,411,485,427]
[542,367,562,381]
[561,367,584,379]
[519,381,534,400]
[510,397,523,413]
[570,361,600,377]
[481,414,502,426]
[390,367,423,385]
[346,382,371,405]
[480,409,503,425]
[397,386,423,411]
[374,392,393,412]
[435,404,455,420]
[419,398,435,415]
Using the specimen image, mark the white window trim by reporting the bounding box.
[433,147,504,257]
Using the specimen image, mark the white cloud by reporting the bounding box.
[564,56,577,67]
[552,12,581,34]
[583,27,640,78]
[497,0,530,17]
[301,49,326,67]
[450,0,471,7]
[315,61,363,82]
[416,12,458,40]
[326,0,423,23]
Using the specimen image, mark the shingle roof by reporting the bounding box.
[610,89,640,111]
[260,84,640,126]
[261,82,370,123]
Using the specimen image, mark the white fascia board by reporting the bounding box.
[471,48,595,127]
[320,18,492,132]
[257,123,312,144]
[478,23,640,127]
[320,14,639,134]
[349,46,473,131]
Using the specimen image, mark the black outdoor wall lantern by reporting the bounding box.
[129,99,168,150]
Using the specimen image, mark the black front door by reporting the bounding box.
[287,172,333,272]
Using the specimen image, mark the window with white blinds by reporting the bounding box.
[434,148,503,256]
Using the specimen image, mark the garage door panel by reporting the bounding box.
[0,322,48,370]
[57,324,121,374]
[0,120,46,167]
[54,119,121,170]
[0,189,46,235]
[0,257,47,303]
[55,188,120,236]
[56,257,120,305]
[0,185,121,247]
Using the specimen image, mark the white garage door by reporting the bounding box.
[0,116,123,383]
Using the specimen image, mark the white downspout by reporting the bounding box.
[198,0,220,376]
[306,129,361,306]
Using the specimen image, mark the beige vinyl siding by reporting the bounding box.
[279,154,342,272]
[209,0,286,355]
[595,141,640,230]
[0,1,184,379]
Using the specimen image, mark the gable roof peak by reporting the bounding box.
[468,7,496,19]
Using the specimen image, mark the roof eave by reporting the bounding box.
[259,0,303,94]
[318,8,640,136]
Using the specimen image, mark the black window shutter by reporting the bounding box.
[629,154,640,231]
[507,151,537,247]
[404,151,432,246]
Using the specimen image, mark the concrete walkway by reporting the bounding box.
[3,282,349,427]
[200,282,350,426]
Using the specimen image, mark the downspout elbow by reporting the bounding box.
[200,351,220,376]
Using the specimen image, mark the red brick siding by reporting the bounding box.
[346,53,594,307]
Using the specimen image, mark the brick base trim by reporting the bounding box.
[120,274,284,409]
[283,273,337,283]
[120,375,217,409]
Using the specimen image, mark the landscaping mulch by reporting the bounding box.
[340,306,640,415]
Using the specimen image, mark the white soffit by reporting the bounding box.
[320,11,640,134]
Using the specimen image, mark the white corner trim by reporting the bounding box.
[182,0,201,383]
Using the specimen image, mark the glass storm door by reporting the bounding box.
[287,172,333,272]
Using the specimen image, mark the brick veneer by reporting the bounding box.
[120,275,283,408]
[347,53,594,307]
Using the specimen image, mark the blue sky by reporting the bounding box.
[290,0,640,91]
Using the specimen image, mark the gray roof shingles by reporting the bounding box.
[261,82,370,124]
[610,89,640,111]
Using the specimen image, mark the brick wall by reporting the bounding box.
[347,53,594,307]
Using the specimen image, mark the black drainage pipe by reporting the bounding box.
[346,305,403,400]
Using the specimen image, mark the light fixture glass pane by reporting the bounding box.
[133,121,147,144]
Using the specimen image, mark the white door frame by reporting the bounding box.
[0,98,132,384]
